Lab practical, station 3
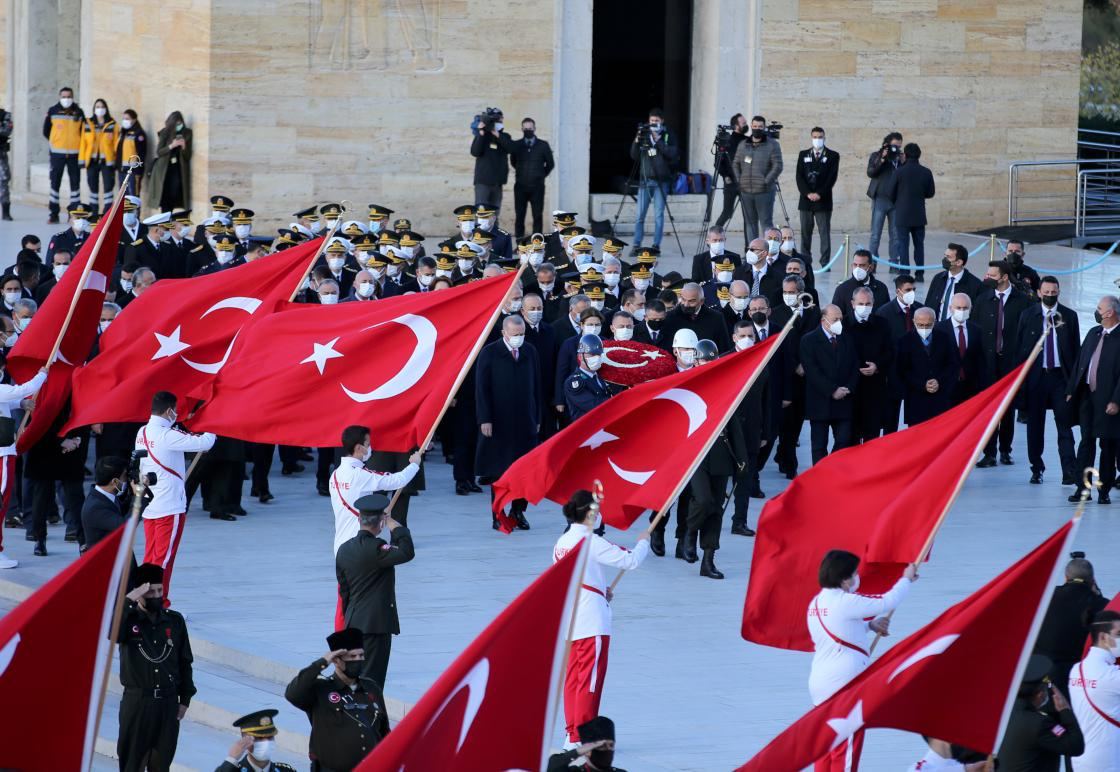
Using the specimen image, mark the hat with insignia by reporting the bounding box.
[141,211,173,227]
[666,277,686,295]
[210,195,235,212]
[455,243,479,260]
[435,255,457,271]
[232,709,279,739]
[1022,654,1053,686]
[453,205,477,221]
[367,204,394,220]
[326,627,364,652]
[601,237,628,254]
[635,246,660,265]
[469,230,492,246]
[714,258,735,272]
[377,230,401,247]
[493,257,520,273]
[578,715,616,744]
[67,202,92,218]
[171,209,193,225]
[275,229,302,246]
[517,239,533,253]
[383,247,407,264]
[629,265,653,280]
[363,252,388,269]
[552,210,578,227]
[398,231,424,248]
[341,220,368,238]
[392,217,412,232]
[122,196,142,212]
[230,208,255,224]
[204,219,229,235]
[293,205,319,221]
[570,239,595,256]
[133,562,164,586]
[476,204,497,217]
[214,234,237,252]
[579,265,605,283]
[354,493,390,514]
[352,234,378,253]
[325,239,349,255]
[582,282,606,301]
[716,285,731,301]
[560,225,587,239]
[437,239,458,254]
[319,202,343,218]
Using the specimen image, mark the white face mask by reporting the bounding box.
[73,218,89,232]
[767,239,779,255]
[251,739,275,761]
[15,317,30,332]
[99,319,112,333]
[781,239,796,253]
[4,333,17,347]
[457,259,474,273]
[730,297,748,312]
[848,573,861,593]
[436,269,453,279]
[916,327,933,340]
[400,246,415,259]
[477,217,494,230]
[613,326,633,341]
[53,264,69,281]
[371,267,387,280]
[507,334,524,349]
[632,278,650,292]
[327,257,345,272]
[709,241,726,257]
[528,252,544,267]
[852,266,868,282]
[94,107,107,118]
[3,291,20,306]
[179,224,191,238]
[582,324,602,336]
[459,221,475,235]
[735,336,755,351]
[678,349,696,365]
[508,299,523,313]
[357,282,375,298]
[123,212,139,228]
[324,218,339,230]
[589,300,605,312]
[811,137,825,150]
[901,290,916,306]
[853,304,873,321]
[537,281,554,293]
[828,320,843,336]
[717,270,734,284]
[585,354,602,370]
[120,279,134,293]
[319,293,338,305]
[1108,636,1120,659]
[368,220,383,233]
[951,308,970,323]
[361,444,372,463]
[525,309,543,325]
[121,118,133,129]
[745,250,762,265]
[206,236,219,250]
[604,273,621,288]
[59,97,74,108]
[234,224,251,238]
[574,252,593,267]
[160,229,173,243]
[631,307,646,321]
[310,221,324,235]
[783,293,799,308]
[216,251,233,265]
[494,123,504,132]
[417,273,434,287]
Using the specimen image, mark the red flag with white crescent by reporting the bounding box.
[598,339,676,388]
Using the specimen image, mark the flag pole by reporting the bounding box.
[609,293,814,593]
[385,261,529,515]
[868,312,1058,654]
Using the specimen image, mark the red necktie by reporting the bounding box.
[957,325,966,380]
[996,293,1005,354]
[904,306,912,332]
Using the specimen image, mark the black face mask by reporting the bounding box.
[750,311,768,326]
[1095,310,1104,324]
[1041,295,1058,308]
[751,129,764,139]
[646,319,663,331]
[523,129,535,139]
[941,258,954,271]
[1006,251,1023,265]
[343,660,364,680]
[981,277,998,290]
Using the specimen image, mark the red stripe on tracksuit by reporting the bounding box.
[564,635,611,743]
[0,456,13,552]
[815,730,864,772]
[143,513,186,608]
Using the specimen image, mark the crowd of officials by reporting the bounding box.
[0,95,1116,770]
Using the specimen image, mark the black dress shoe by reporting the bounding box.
[258,493,274,504]
[281,464,306,475]
[749,486,765,499]
[514,512,531,531]
[731,523,756,537]
[209,512,237,521]
[1000,453,1013,465]
[48,514,60,525]
[231,507,248,516]
[492,515,501,531]
[467,481,483,493]
[1062,474,1075,486]
[64,532,78,543]
[1070,490,1088,503]
[1100,492,1112,505]
[33,542,47,557]
[455,481,470,496]
[785,470,797,480]
[1029,472,1043,484]
[4,515,22,528]
[700,550,725,579]
[316,485,330,497]
[976,456,997,469]
[649,530,665,556]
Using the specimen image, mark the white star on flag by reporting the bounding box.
[826,701,864,749]
[301,337,345,375]
[152,326,191,360]
[580,429,619,450]
[641,350,664,360]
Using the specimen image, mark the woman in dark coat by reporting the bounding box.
[147,110,192,212]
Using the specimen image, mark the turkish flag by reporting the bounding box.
[187,272,519,449]
[493,335,780,529]
[0,517,137,770]
[357,538,586,771]
[8,199,124,450]
[598,340,677,388]
[737,519,1076,771]
[742,365,1026,651]
[62,238,323,431]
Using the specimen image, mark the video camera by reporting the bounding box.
[128,449,157,487]
[763,121,783,140]
[472,106,504,133]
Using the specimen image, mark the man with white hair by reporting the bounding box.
[935,292,987,406]
[800,304,859,464]
[895,306,958,427]
[1066,295,1120,504]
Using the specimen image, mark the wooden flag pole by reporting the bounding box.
[868,312,1059,654]
[385,261,529,515]
[609,294,813,593]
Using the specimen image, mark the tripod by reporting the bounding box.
[694,139,742,256]
[772,180,793,230]
[611,129,685,258]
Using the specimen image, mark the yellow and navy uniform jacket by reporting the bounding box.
[79,118,119,165]
[42,103,85,155]
[116,126,147,170]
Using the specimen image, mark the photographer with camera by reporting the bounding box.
[713,114,749,231]
[866,131,904,267]
[470,107,516,216]
[732,115,784,244]
[629,108,679,254]
[795,126,839,268]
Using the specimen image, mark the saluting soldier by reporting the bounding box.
[285,627,391,772]
[116,563,196,772]
[564,334,612,421]
[996,654,1085,771]
[216,709,297,772]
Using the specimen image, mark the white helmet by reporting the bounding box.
[672,328,699,349]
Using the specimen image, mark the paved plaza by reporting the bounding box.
[1,206,1119,770]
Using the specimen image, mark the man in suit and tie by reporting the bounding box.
[691,226,742,283]
[1018,276,1080,485]
[800,304,859,464]
[935,293,988,406]
[722,280,751,336]
[974,260,1033,468]
[795,126,840,267]
[926,242,984,320]
[874,273,925,434]
[1066,296,1120,504]
[742,238,787,307]
[831,249,890,315]
[522,293,558,441]
[844,286,892,444]
[551,294,589,347]
[632,299,667,347]
[895,308,959,427]
[80,456,130,551]
[772,275,821,477]
[884,143,935,282]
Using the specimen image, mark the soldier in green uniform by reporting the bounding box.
[997,654,1085,771]
[216,709,297,772]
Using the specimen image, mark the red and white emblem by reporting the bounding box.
[328,691,341,703]
[599,340,675,387]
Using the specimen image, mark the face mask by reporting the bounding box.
[852,266,868,282]
[745,310,765,326]
[745,251,762,265]
[310,221,324,235]
[99,320,112,333]
[216,251,233,265]
[632,307,646,321]
[528,252,544,267]
[854,305,873,321]
[717,270,734,283]
[494,122,504,132]
[848,573,861,593]
[1095,310,1104,324]
[94,107,107,118]
[368,220,383,233]
[327,257,345,272]
[783,293,799,308]
[251,739,275,761]
[582,324,602,336]
[781,239,796,253]
[120,279,134,293]
[508,334,524,349]
[459,221,475,235]
[73,218,89,232]
[123,212,139,228]
[828,320,843,336]
[175,123,184,132]
[234,224,251,238]
[916,327,932,340]
[586,354,602,370]
[1006,251,1023,264]
[536,281,553,294]
[53,264,69,281]
[477,217,494,230]
[590,300,605,312]
[735,336,755,351]
[647,318,663,331]
[357,282,375,298]
[614,326,633,341]
[4,333,16,347]
[811,137,825,150]
[397,246,415,260]
[982,277,998,290]
[319,293,338,305]
[650,123,662,134]
[436,269,453,279]
[1108,637,1120,659]
[160,229,173,243]
[14,317,30,332]
[767,239,779,255]
[951,308,970,324]
[457,259,474,273]
[371,268,387,280]
[941,258,954,271]
[60,97,74,108]
[121,118,133,129]
[709,241,726,257]
[523,129,535,139]
[633,278,650,292]
[678,350,696,365]
[901,290,916,306]
[1041,295,1058,308]
[343,659,365,679]
[508,299,523,313]
[3,291,20,306]
[604,273,621,288]
[414,273,432,287]
[525,309,543,325]
[732,298,750,313]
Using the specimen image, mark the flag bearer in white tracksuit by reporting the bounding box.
[1070,610,1120,771]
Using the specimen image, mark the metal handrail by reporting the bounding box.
[1008,159,1120,226]
[1076,168,1120,238]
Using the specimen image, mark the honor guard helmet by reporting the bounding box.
[696,338,719,364]
[577,334,604,356]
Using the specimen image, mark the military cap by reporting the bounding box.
[578,715,615,743]
[716,285,731,301]
[247,235,272,248]
[579,265,605,283]
[582,282,607,301]
[67,202,92,218]
[517,239,532,253]
[665,277,686,295]
[1023,654,1053,685]
[714,258,736,272]
[476,204,497,217]
[437,238,458,254]
[601,237,628,254]
[354,493,390,514]
[171,209,193,225]
[210,195,235,211]
[341,220,368,238]
[275,229,302,246]
[634,246,660,264]
[204,220,229,235]
[293,205,320,220]
[492,257,521,273]
[629,265,653,280]
[559,270,582,287]
[363,252,388,268]
[232,709,279,739]
[326,627,364,652]
[122,195,142,212]
[453,205,477,221]
[133,563,164,586]
[457,240,486,256]
[214,234,237,252]
[470,229,493,246]
[142,211,172,226]
[392,217,412,232]
[435,255,457,271]
[571,241,595,256]
[377,230,401,246]
[552,210,578,226]
[230,208,255,224]
[352,234,379,253]
[367,204,394,220]
[383,247,407,264]
[398,230,424,247]
[319,202,343,218]
[290,223,315,239]
[324,239,349,255]
[560,225,587,239]
[455,243,479,260]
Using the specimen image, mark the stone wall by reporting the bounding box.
[755,0,1083,238]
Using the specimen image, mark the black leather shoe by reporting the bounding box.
[1070,490,1088,503]
[674,540,686,560]
[209,512,237,521]
[258,493,274,504]
[281,464,306,475]
[33,541,47,557]
[1062,474,1075,486]
[316,485,330,497]
[48,514,60,525]
[731,523,756,537]
[1000,453,1013,465]
[1100,492,1112,505]
[1029,472,1043,484]
[492,515,501,531]
[514,511,531,531]
[455,481,470,496]
[976,456,997,469]
[749,486,765,499]
[467,481,483,493]
[64,532,78,543]
[700,550,725,579]
[231,506,247,516]
[649,530,665,557]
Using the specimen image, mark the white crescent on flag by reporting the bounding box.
[886,634,960,684]
[342,313,438,402]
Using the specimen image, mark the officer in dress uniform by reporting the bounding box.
[601,236,628,268]
[366,203,393,238]
[194,234,243,277]
[229,207,255,255]
[193,195,235,245]
[216,709,297,772]
[117,563,196,772]
[451,242,485,284]
[285,627,391,771]
[996,654,1085,772]
[476,203,513,259]
[450,204,477,244]
[397,229,424,267]
[564,334,612,421]
[46,202,92,261]
[117,195,147,262]
[169,209,195,253]
[124,210,173,278]
[544,210,577,262]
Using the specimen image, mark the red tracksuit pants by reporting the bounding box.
[143,514,186,608]
[0,456,13,552]
[563,635,611,743]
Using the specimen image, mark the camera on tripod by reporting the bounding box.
[635,122,657,147]
[128,449,157,488]
[712,124,735,151]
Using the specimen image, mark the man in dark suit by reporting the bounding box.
[925,242,984,320]
[742,239,789,309]
[795,126,840,267]
[974,260,1033,467]
[1066,296,1120,503]
[936,292,988,405]
[729,321,771,536]
[800,305,859,464]
[1017,276,1080,485]
[884,143,935,281]
[831,249,890,315]
[844,286,892,443]
[895,308,959,427]
[866,132,903,267]
[335,493,415,689]
[690,226,742,283]
[522,293,558,440]
[631,300,667,347]
[508,118,555,239]
[875,273,925,434]
[80,456,130,551]
[551,294,588,347]
[659,282,732,354]
[771,275,820,477]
